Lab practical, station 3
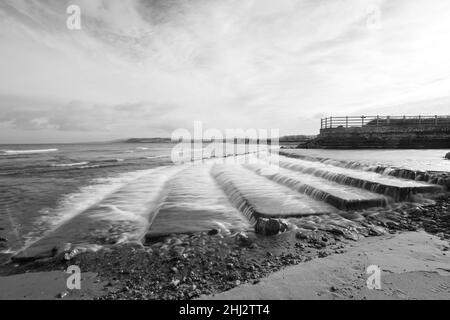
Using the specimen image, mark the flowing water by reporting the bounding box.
[0,144,448,260]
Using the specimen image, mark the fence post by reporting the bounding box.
[321,118,323,129]
[361,116,365,126]
[387,116,390,124]
[330,116,333,128]
[376,115,379,127]
[435,115,438,126]
[346,116,348,128]
[325,117,328,128]
[418,115,421,126]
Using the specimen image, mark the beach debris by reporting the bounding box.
[255,218,288,236]
[56,291,69,299]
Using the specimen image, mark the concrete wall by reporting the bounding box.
[310,125,450,149]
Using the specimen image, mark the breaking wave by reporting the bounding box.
[0,148,58,155]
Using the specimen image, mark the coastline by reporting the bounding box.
[1,195,449,300]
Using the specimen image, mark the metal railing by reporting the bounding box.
[320,115,450,129]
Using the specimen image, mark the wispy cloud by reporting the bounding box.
[1,0,450,142]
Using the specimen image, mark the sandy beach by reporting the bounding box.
[1,230,448,300]
[204,231,450,300]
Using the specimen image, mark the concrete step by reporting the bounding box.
[211,164,338,220]
[146,164,250,239]
[270,156,442,201]
[12,166,185,262]
[244,163,390,210]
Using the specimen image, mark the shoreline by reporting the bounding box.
[0,195,449,300]
[204,230,450,300]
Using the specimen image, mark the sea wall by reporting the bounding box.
[309,125,450,149]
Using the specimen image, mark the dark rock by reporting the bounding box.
[0,237,7,242]
[445,152,450,160]
[207,229,219,235]
[255,218,288,236]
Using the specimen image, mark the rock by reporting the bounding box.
[207,229,219,236]
[339,212,364,221]
[0,237,7,242]
[235,232,252,246]
[368,226,385,236]
[171,279,180,287]
[249,243,259,249]
[255,218,288,236]
[295,231,309,240]
[445,152,450,160]
[172,246,185,256]
[171,238,183,246]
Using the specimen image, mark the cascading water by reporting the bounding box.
[243,161,389,210]
[265,155,441,201]
[211,163,337,219]
[12,165,186,259]
[145,163,250,238]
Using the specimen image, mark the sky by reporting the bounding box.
[0,0,450,143]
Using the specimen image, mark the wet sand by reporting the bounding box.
[0,271,106,300]
[203,231,450,300]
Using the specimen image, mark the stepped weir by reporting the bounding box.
[12,151,446,261]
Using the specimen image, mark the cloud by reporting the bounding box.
[1,0,450,142]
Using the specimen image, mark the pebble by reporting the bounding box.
[171,239,183,246]
[173,246,185,256]
[171,279,180,287]
[235,232,252,246]
[296,232,309,240]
